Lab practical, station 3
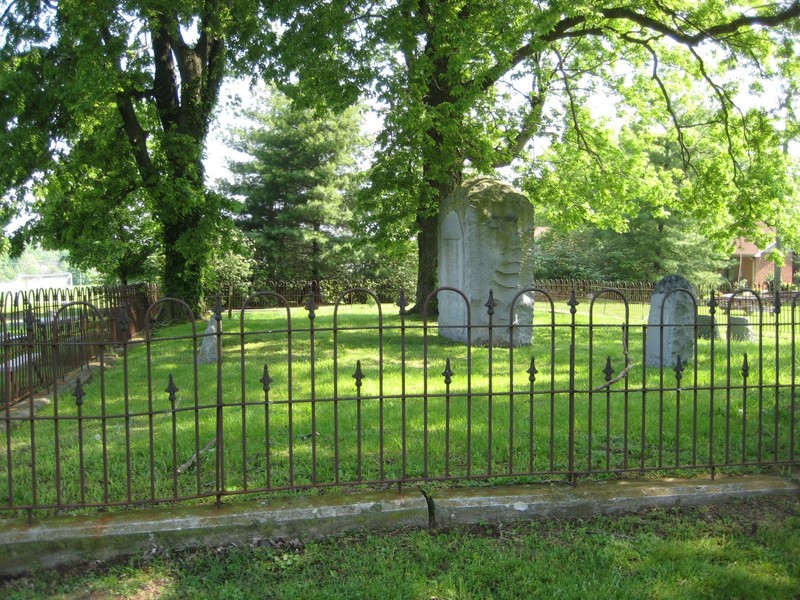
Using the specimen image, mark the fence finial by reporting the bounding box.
[442,358,454,385]
[567,290,579,315]
[707,291,718,315]
[73,377,86,406]
[527,356,538,383]
[305,285,317,320]
[673,355,684,384]
[352,360,365,388]
[603,357,614,382]
[165,374,179,404]
[485,289,496,316]
[396,289,409,316]
[213,295,223,322]
[118,304,130,342]
[260,364,273,393]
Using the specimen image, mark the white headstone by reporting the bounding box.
[437,178,535,346]
[198,316,219,365]
[646,274,696,368]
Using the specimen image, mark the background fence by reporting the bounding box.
[0,284,157,407]
[0,282,798,519]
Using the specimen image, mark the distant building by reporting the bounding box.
[726,237,795,289]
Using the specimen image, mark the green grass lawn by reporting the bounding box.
[2,300,798,514]
[3,495,800,599]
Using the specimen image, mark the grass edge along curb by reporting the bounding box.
[1,473,798,578]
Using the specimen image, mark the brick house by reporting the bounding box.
[726,236,795,289]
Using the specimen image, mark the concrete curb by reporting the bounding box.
[432,474,800,527]
[0,490,428,577]
[1,475,797,577]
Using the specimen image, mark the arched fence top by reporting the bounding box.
[333,288,384,324]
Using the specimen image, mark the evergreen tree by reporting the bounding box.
[225,91,366,282]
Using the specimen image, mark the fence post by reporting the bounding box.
[567,290,578,484]
[213,295,225,507]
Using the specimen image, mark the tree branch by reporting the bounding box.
[476,2,800,97]
[688,45,745,178]
[491,56,553,168]
[555,49,604,168]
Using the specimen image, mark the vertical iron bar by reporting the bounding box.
[508,297,515,476]
[773,291,781,461]
[725,319,733,465]
[622,324,630,471]
[307,288,318,484]
[741,354,749,464]
[213,297,225,504]
[146,319,156,501]
[99,337,109,505]
[423,310,430,480]
[398,291,408,482]
[604,357,613,471]
[353,361,364,481]
[3,316,13,510]
[486,290,495,475]
[50,317,61,508]
[260,364,273,488]
[119,306,133,503]
[568,291,578,483]
[674,356,684,466]
[167,374,179,499]
[587,319,594,474]
[708,293,717,478]
[790,298,797,466]
[333,305,340,484]
[527,357,537,474]
[443,358,453,476]
[24,309,37,506]
[640,324,647,471]
[74,378,86,506]
[235,297,250,492]
[378,304,385,482]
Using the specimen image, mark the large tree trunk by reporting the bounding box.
[161,216,206,318]
[414,210,438,313]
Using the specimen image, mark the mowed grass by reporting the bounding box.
[3,496,800,599]
[1,298,798,513]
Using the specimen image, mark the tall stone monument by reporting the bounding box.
[437,178,535,346]
[646,274,696,368]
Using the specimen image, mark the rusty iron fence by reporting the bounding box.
[0,284,157,408]
[0,283,798,519]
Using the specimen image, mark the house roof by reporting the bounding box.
[733,237,776,258]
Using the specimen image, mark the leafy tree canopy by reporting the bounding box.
[0,0,276,313]
[267,1,800,306]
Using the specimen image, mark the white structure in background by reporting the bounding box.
[0,272,73,294]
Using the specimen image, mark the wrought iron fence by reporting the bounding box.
[0,284,157,409]
[0,284,798,519]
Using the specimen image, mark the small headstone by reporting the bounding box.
[695,314,720,340]
[646,275,696,368]
[437,178,535,346]
[727,316,754,341]
[198,316,219,365]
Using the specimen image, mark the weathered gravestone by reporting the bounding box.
[198,316,219,365]
[437,178,535,346]
[646,274,696,368]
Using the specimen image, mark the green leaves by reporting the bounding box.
[223,88,368,281]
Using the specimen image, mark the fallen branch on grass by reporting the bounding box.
[176,437,217,474]
[592,326,634,393]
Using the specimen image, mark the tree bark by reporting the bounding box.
[414,210,439,313]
